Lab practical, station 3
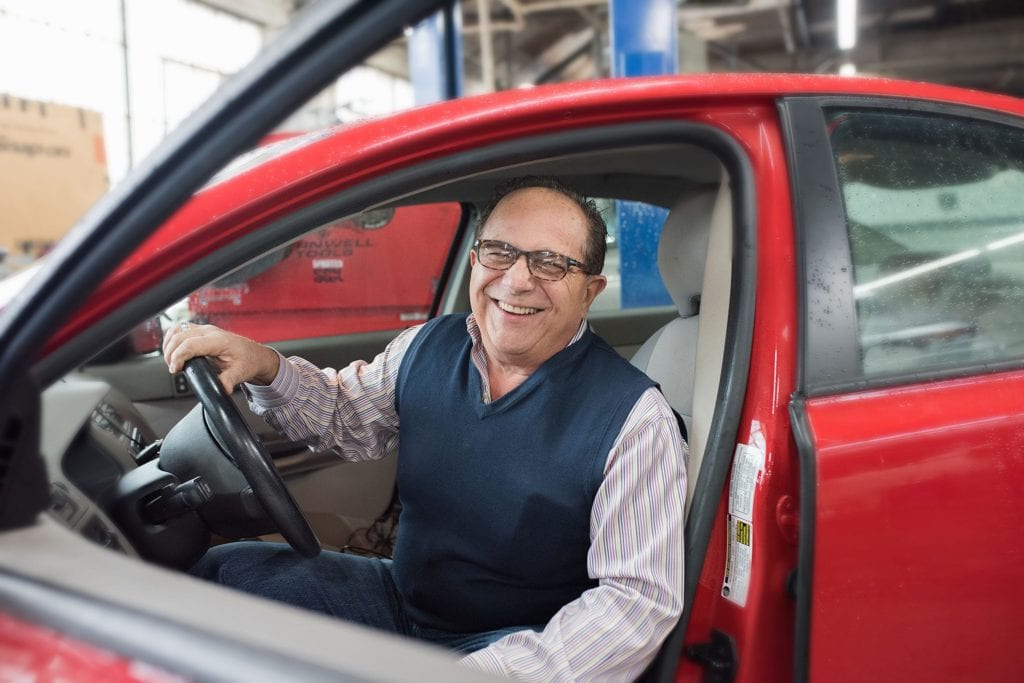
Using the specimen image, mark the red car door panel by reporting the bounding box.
[803,371,1024,681]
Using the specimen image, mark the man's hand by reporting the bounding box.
[162,323,280,393]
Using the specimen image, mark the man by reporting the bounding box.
[164,177,687,681]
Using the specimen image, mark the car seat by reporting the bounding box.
[630,174,732,516]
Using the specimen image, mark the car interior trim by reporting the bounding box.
[0,368,47,532]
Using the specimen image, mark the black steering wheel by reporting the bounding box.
[183,356,321,557]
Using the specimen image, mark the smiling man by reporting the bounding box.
[164,177,687,681]
[469,181,608,395]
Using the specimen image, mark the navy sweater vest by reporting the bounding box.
[392,314,656,632]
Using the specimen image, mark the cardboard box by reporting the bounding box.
[0,95,109,264]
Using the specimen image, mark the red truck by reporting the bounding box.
[189,203,462,341]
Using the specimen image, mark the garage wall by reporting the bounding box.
[0,0,262,184]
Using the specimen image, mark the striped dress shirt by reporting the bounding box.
[246,316,687,682]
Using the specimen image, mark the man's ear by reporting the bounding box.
[469,249,478,267]
[583,274,608,307]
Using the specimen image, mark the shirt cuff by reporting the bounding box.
[244,350,298,408]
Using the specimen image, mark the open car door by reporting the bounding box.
[0,2,512,680]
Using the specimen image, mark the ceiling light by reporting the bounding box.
[837,0,857,50]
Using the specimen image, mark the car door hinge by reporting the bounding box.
[685,629,738,683]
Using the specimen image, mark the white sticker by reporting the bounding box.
[728,443,765,521]
[313,258,344,269]
[722,422,766,607]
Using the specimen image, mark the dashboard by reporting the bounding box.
[41,374,157,556]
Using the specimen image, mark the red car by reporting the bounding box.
[1,2,1023,681]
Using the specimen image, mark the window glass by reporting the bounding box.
[591,198,671,312]
[179,203,462,343]
[130,193,673,354]
[829,109,1024,376]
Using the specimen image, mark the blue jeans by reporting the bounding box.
[189,542,536,654]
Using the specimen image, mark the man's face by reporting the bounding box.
[469,187,607,372]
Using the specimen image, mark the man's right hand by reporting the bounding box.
[162,323,281,393]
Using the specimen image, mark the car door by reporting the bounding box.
[783,96,1024,682]
[0,1,508,680]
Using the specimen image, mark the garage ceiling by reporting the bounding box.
[198,0,1024,97]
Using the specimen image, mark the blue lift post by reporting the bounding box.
[611,0,678,308]
[408,2,463,105]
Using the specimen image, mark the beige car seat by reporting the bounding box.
[631,175,732,515]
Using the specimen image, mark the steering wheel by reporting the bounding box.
[183,356,321,557]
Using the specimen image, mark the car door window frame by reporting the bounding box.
[780,95,1024,397]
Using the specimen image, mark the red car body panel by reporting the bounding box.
[29,72,1024,680]
[0,613,182,683]
[679,103,803,683]
[804,371,1024,682]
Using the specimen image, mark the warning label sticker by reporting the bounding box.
[721,422,766,607]
[722,514,753,606]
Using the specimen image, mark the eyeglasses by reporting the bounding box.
[473,239,592,282]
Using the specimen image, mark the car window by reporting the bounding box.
[180,202,462,343]
[591,198,672,312]
[828,109,1024,377]
[143,194,670,350]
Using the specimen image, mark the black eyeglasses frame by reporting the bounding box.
[472,239,593,281]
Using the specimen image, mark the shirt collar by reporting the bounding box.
[465,314,589,350]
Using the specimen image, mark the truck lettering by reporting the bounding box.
[289,237,374,259]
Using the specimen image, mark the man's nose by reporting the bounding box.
[503,254,535,288]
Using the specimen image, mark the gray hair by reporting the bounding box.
[474,176,607,274]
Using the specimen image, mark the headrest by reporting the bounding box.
[657,189,718,317]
